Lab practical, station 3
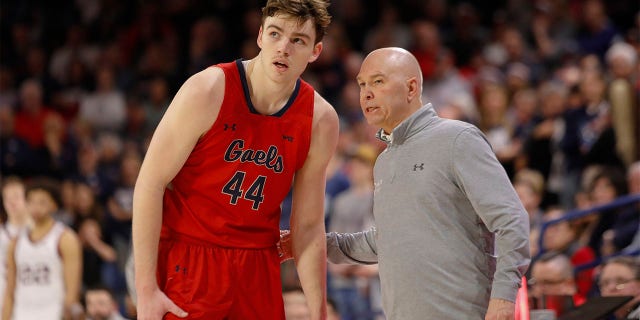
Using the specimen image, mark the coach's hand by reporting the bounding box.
[485,298,514,320]
[137,287,188,319]
[278,229,294,262]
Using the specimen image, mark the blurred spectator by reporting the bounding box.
[104,152,140,288]
[73,142,115,202]
[0,177,29,312]
[0,67,18,107]
[142,77,170,134]
[79,66,126,133]
[561,71,623,207]
[328,144,378,320]
[523,81,568,207]
[509,89,538,171]
[84,285,129,320]
[187,16,230,76]
[597,256,640,319]
[605,41,638,167]
[73,181,117,290]
[363,5,411,53]
[14,79,60,149]
[22,47,59,103]
[620,162,640,253]
[529,0,578,68]
[0,106,35,176]
[530,251,585,310]
[447,3,488,69]
[422,48,474,117]
[3,178,83,320]
[477,83,519,177]
[583,166,636,256]
[513,169,545,256]
[499,27,542,83]
[49,25,101,86]
[52,57,91,123]
[576,0,622,61]
[541,207,596,298]
[409,20,441,81]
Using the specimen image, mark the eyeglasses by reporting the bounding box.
[598,278,638,291]
[529,278,567,287]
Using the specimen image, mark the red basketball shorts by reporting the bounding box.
[157,234,284,320]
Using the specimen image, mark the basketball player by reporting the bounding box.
[132,0,337,319]
[0,177,30,312]
[2,180,83,320]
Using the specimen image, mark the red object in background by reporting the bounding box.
[515,276,530,320]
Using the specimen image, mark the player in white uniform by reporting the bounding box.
[2,180,82,320]
[0,177,30,314]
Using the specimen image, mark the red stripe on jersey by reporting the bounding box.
[161,60,314,248]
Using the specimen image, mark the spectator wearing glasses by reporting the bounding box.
[597,256,640,320]
[530,251,585,310]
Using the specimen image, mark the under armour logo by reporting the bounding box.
[224,123,236,131]
[413,163,424,171]
[175,264,187,275]
[282,135,294,142]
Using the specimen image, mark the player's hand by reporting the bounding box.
[136,287,187,320]
[485,298,514,320]
[278,229,293,263]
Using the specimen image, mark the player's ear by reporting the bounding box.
[308,41,323,63]
[257,26,264,49]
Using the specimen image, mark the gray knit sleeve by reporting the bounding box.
[327,227,378,265]
[453,128,530,302]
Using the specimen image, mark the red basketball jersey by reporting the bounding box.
[161,60,314,248]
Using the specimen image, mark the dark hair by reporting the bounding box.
[261,0,331,43]
[26,178,63,209]
[588,166,627,196]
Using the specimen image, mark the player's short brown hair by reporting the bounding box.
[261,0,331,43]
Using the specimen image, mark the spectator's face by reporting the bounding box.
[542,210,575,251]
[2,182,26,217]
[257,15,321,84]
[514,183,541,214]
[531,261,575,298]
[26,190,56,222]
[599,263,640,297]
[85,290,117,320]
[590,177,617,205]
[74,184,95,215]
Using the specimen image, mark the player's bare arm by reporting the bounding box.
[290,92,338,320]
[59,229,82,320]
[132,66,224,319]
[2,239,16,320]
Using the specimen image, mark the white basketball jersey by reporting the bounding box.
[12,222,66,320]
[0,223,22,312]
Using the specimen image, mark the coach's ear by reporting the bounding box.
[308,41,322,63]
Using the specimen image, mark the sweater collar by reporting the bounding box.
[376,103,438,145]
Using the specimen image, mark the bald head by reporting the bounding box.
[357,47,424,133]
[365,47,423,89]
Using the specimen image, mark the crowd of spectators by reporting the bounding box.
[1,0,640,318]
